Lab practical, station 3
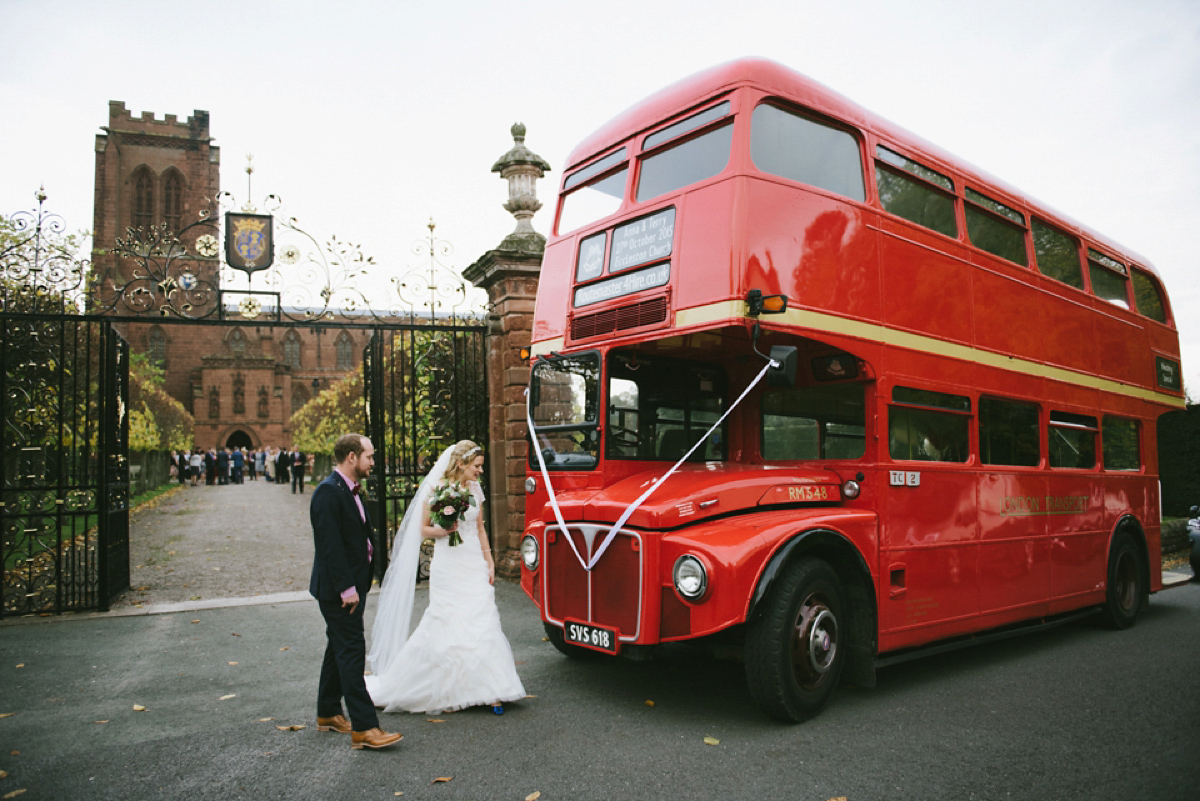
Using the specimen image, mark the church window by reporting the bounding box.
[147,326,167,367]
[291,385,308,414]
[133,167,155,230]
[336,331,354,370]
[284,331,301,368]
[229,328,247,356]
[163,171,184,234]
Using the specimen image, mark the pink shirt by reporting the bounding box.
[335,468,371,601]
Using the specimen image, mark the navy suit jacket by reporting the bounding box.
[308,470,374,601]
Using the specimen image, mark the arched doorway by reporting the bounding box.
[224,429,254,450]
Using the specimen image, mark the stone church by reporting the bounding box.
[92,101,371,451]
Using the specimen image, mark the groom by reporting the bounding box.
[309,433,402,750]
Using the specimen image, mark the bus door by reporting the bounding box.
[880,386,979,643]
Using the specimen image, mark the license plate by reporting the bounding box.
[562,619,619,654]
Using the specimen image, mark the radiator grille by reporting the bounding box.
[571,296,668,341]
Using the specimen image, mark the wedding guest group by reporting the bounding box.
[168,446,309,493]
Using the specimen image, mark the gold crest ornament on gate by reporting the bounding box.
[224,212,274,274]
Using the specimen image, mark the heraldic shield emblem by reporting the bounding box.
[225,212,274,274]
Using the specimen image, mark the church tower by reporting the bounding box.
[92,101,221,291]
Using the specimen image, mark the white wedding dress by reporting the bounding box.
[365,482,526,714]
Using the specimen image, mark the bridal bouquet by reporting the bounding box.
[428,481,475,546]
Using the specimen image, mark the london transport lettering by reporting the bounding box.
[1000,495,1090,516]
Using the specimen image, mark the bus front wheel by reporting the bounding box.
[1101,531,1145,630]
[744,558,846,722]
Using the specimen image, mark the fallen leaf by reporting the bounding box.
[93,720,109,725]
[190,620,200,624]
[0,770,6,778]
[3,789,27,799]
[394,793,404,797]
[259,717,274,722]
[228,662,239,666]
[231,632,241,637]
[279,647,289,651]
[133,705,146,712]
[219,694,236,701]
[0,713,13,718]
[826,798,848,801]
[645,700,655,707]
[189,596,201,601]
[431,777,453,784]
[426,719,446,724]
[703,736,720,746]
[14,665,23,669]
[275,724,306,731]
[526,793,542,801]
[8,751,17,756]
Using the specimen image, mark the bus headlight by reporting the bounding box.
[673,555,708,601]
[525,476,537,494]
[842,479,861,499]
[520,535,540,570]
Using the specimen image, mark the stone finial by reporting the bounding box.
[491,123,552,254]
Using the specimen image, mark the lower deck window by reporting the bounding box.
[888,387,971,463]
[606,354,727,462]
[1102,416,1141,471]
[1049,411,1097,469]
[762,382,865,460]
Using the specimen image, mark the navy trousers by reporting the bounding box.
[316,598,379,732]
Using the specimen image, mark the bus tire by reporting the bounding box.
[1101,530,1145,630]
[744,557,845,722]
[543,622,602,660]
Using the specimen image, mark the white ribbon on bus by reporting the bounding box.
[525,357,778,572]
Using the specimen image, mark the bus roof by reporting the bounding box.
[565,57,1158,275]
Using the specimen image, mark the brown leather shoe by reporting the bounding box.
[351,727,403,750]
[317,714,352,733]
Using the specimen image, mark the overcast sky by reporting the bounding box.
[2,0,1197,393]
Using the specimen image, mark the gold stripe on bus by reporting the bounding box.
[674,302,1185,409]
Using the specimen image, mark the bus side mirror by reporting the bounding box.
[767,346,797,388]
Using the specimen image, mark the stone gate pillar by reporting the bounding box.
[464,123,551,578]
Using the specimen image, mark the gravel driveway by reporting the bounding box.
[114,477,318,607]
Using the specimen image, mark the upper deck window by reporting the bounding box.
[643,101,730,150]
[559,149,628,235]
[1032,218,1084,290]
[636,119,733,203]
[874,146,957,238]
[750,103,865,201]
[1131,268,1168,323]
[1087,249,1130,309]
[965,188,1028,266]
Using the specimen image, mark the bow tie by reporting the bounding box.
[351,483,363,497]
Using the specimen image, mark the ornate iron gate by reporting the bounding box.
[0,316,129,617]
[363,324,488,578]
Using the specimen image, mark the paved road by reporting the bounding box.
[2,572,1199,800]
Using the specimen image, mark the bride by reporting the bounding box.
[365,440,526,715]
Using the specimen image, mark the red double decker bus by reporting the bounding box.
[517,58,1184,721]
